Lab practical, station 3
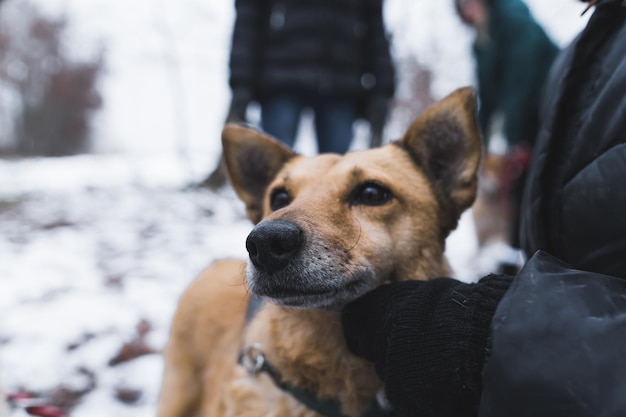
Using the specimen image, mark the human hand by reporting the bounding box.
[365,95,390,146]
[342,275,512,416]
[341,279,457,380]
[227,88,252,123]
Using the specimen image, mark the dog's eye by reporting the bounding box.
[270,188,291,211]
[350,181,392,206]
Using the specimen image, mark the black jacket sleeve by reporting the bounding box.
[228,0,268,94]
[480,251,626,417]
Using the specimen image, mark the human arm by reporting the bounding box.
[227,0,266,122]
[342,251,626,417]
[342,273,512,416]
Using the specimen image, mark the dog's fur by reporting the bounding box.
[157,87,482,417]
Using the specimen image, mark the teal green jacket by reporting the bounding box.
[474,0,558,147]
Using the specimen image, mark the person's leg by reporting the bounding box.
[313,96,357,154]
[260,94,302,148]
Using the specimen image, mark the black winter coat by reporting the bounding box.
[520,0,626,279]
[229,0,395,105]
[482,1,626,415]
[480,251,626,417]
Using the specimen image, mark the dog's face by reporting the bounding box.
[222,87,482,309]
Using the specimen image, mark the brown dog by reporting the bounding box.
[157,87,482,417]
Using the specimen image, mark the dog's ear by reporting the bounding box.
[222,124,296,224]
[398,87,483,234]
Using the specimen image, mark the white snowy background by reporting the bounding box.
[1,1,590,416]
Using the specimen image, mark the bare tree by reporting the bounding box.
[0,1,104,156]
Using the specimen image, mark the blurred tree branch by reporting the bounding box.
[0,1,104,156]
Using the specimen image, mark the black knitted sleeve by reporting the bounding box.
[342,274,513,417]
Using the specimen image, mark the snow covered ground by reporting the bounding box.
[0,155,253,416]
[0,0,591,415]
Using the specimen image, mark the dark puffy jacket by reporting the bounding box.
[520,0,626,279]
[481,2,626,415]
[228,0,395,104]
[481,250,626,417]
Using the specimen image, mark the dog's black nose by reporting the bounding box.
[246,220,304,274]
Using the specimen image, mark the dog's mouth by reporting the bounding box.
[246,264,378,310]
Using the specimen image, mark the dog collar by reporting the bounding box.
[238,343,394,417]
[239,295,394,417]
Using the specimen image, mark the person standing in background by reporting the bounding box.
[200,0,395,189]
[455,0,558,266]
[227,0,396,153]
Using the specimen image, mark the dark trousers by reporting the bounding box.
[260,93,356,154]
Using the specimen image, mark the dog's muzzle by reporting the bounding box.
[246,220,305,274]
